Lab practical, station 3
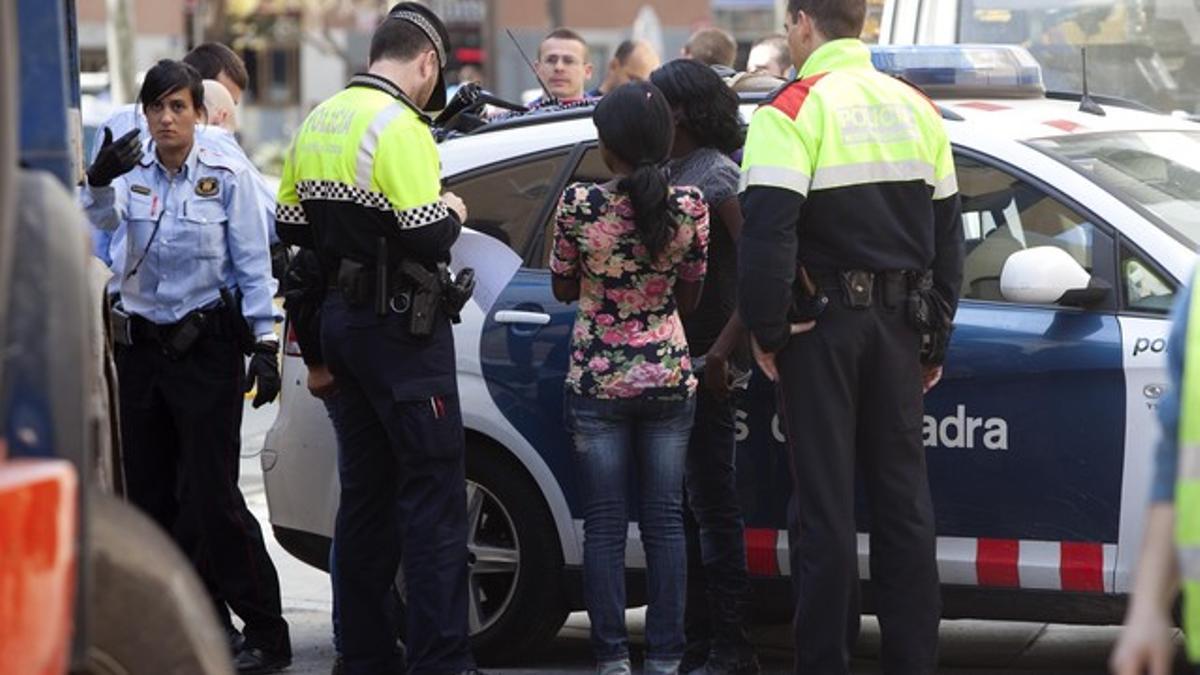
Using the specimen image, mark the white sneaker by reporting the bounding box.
[597,658,632,675]
[645,658,681,675]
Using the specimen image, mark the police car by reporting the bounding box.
[261,46,1200,663]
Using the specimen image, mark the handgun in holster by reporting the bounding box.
[401,260,442,337]
[905,271,955,365]
[788,266,829,322]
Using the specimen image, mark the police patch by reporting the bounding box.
[195,177,220,197]
[131,184,152,196]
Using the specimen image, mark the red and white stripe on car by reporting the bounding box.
[743,529,1114,593]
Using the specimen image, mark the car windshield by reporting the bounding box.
[1029,130,1200,249]
[958,0,1200,114]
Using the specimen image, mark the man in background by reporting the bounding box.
[683,27,738,76]
[747,35,792,78]
[532,28,594,105]
[589,39,661,97]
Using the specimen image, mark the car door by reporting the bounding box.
[452,146,585,510]
[921,150,1126,592]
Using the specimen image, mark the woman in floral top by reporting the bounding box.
[551,81,709,675]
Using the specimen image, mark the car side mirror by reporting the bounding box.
[1000,246,1111,307]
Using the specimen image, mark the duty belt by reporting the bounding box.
[129,306,230,344]
[807,268,919,310]
[328,258,415,311]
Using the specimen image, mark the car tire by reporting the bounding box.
[78,489,233,675]
[395,443,569,665]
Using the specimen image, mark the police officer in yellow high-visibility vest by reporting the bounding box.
[275,5,479,674]
[736,1,963,672]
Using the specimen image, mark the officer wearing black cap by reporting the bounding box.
[275,4,480,674]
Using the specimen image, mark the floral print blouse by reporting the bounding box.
[550,182,710,400]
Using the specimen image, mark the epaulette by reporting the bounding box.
[197,146,243,174]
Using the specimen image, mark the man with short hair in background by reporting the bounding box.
[589,39,661,97]
[532,27,594,106]
[683,27,738,76]
[202,78,239,132]
[747,35,792,78]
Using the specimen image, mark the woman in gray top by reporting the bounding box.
[652,59,760,675]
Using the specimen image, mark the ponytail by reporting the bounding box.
[618,162,674,259]
[593,81,678,260]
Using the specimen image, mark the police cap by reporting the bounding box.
[386,2,452,112]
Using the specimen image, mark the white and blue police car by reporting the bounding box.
[261,46,1200,663]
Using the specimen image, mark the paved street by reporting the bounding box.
[239,402,1168,675]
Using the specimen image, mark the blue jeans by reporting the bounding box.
[566,392,696,664]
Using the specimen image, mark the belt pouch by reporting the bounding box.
[840,270,874,309]
[163,312,206,360]
[336,259,371,307]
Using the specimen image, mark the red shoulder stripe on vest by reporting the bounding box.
[767,72,830,119]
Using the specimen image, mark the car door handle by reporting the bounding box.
[494,310,551,326]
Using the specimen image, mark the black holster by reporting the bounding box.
[400,260,442,337]
[398,261,477,337]
[905,271,954,365]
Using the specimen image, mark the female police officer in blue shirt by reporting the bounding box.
[81,59,291,673]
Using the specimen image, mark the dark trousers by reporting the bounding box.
[683,385,756,667]
[775,294,939,675]
[116,330,290,654]
[322,292,473,675]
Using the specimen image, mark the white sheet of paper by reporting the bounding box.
[449,227,523,314]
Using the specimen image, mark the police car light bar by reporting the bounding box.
[870,45,1045,99]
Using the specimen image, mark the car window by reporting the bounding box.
[536,145,615,267]
[1120,245,1175,314]
[956,154,1114,305]
[447,151,570,263]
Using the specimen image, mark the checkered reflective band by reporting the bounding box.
[394,201,449,230]
[295,179,449,231]
[276,204,308,225]
[390,10,446,67]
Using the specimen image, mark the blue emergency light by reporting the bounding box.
[869,45,1045,98]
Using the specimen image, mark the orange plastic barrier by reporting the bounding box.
[0,458,78,675]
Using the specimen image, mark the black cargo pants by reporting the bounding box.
[115,316,291,655]
[775,276,940,675]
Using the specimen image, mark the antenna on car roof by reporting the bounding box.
[507,29,556,105]
[1078,47,1106,117]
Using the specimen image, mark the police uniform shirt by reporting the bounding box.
[737,38,964,352]
[88,108,279,286]
[81,141,278,337]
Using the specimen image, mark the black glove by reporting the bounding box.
[244,340,281,408]
[87,127,143,187]
[270,242,292,286]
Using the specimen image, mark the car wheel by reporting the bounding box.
[78,489,232,675]
[395,443,568,665]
